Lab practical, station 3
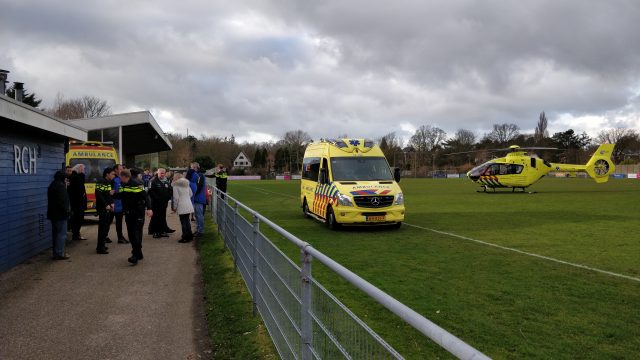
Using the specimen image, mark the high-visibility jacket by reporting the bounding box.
[95,177,114,213]
[113,178,152,216]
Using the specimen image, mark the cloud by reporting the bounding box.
[1,0,639,143]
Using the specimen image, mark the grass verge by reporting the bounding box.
[198,217,278,359]
[226,179,640,359]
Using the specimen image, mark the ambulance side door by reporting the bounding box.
[301,157,321,215]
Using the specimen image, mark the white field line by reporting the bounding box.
[238,183,640,283]
[403,223,640,283]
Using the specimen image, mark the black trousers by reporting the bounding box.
[179,214,193,240]
[148,201,168,234]
[97,211,112,250]
[70,206,84,238]
[114,212,125,239]
[125,212,145,258]
[217,183,227,200]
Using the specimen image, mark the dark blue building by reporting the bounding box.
[0,95,87,272]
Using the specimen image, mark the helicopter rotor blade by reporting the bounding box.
[445,146,561,156]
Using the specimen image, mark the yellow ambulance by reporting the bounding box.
[66,141,119,214]
[300,138,404,230]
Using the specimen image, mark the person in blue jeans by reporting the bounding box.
[189,162,207,237]
[47,170,71,260]
[113,164,128,243]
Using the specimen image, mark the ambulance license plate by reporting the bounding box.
[366,215,385,222]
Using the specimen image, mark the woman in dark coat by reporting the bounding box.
[48,170,71,259]
[68,164,88,240]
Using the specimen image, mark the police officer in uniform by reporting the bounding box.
[115,168,153,265]
[214,163,228,199]
[95,167,116,254]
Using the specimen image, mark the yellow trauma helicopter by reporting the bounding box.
[463,144,616,192]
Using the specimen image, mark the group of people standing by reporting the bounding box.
[46,161,222,266]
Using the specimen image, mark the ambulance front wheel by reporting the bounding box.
[302,199,310,219]
[326,207,341,231]
[391,222,402,230]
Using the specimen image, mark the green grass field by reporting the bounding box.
[224,178,640,359]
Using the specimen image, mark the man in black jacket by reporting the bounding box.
[68,164,88,240]
[95,167,116,254]
[114,168,153,265]
[148,168,174,238]
[48,170,71,260]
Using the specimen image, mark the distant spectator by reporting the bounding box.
[186,168,197,222]
[48,170,71,260]
[68,164,87,241]
[172,173,194,243]
[189,162,207,238]
[214,163,228,199]
[112,164,128,244]
[142,169,152,189]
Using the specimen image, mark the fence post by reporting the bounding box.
[211,186,218,218]
[218,192,224,236]
[300,247,313,360]
[232,202,238,272]
[251,213,259,317]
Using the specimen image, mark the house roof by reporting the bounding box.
[0,94,87,140]
[235,151,249,159]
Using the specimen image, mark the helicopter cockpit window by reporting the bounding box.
[484,164,501,176]
[483,163,523,176]
[507,164,523,174]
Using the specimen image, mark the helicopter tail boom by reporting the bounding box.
[549,144,615,183]
[585,144,616,183]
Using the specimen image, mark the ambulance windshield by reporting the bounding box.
[331,157,393,181]
[69,158,117,182]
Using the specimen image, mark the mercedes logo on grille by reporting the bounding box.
[370,197,381,206]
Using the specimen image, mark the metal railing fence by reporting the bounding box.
[207,185,489,360]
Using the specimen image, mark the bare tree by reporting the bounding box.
[453,129,476,148]
[409,125,447,174]
[409,125,447,153]
[535,112,549,144]
[283,130,312,148]
[379,132,404,166]
[82,96,111,118]
[596,128,640,163]
[282,130,312,172]
[486,123,520,144]
[50,94,111,119]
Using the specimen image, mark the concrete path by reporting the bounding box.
[0,212,211,360]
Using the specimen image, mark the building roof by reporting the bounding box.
[0,94,87,140]
[69,111,172,153]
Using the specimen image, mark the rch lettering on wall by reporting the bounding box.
[14,145,37,174]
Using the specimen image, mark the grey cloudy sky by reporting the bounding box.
[2,0,639,144]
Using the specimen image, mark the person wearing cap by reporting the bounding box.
[114,168,153,265]
[214,163,228,199]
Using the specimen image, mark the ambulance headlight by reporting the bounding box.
[337,193,354,206]
[395,192,404,205]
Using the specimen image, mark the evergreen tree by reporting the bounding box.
[6,85,42,108]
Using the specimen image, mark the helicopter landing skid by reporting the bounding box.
[478,186,536,194]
